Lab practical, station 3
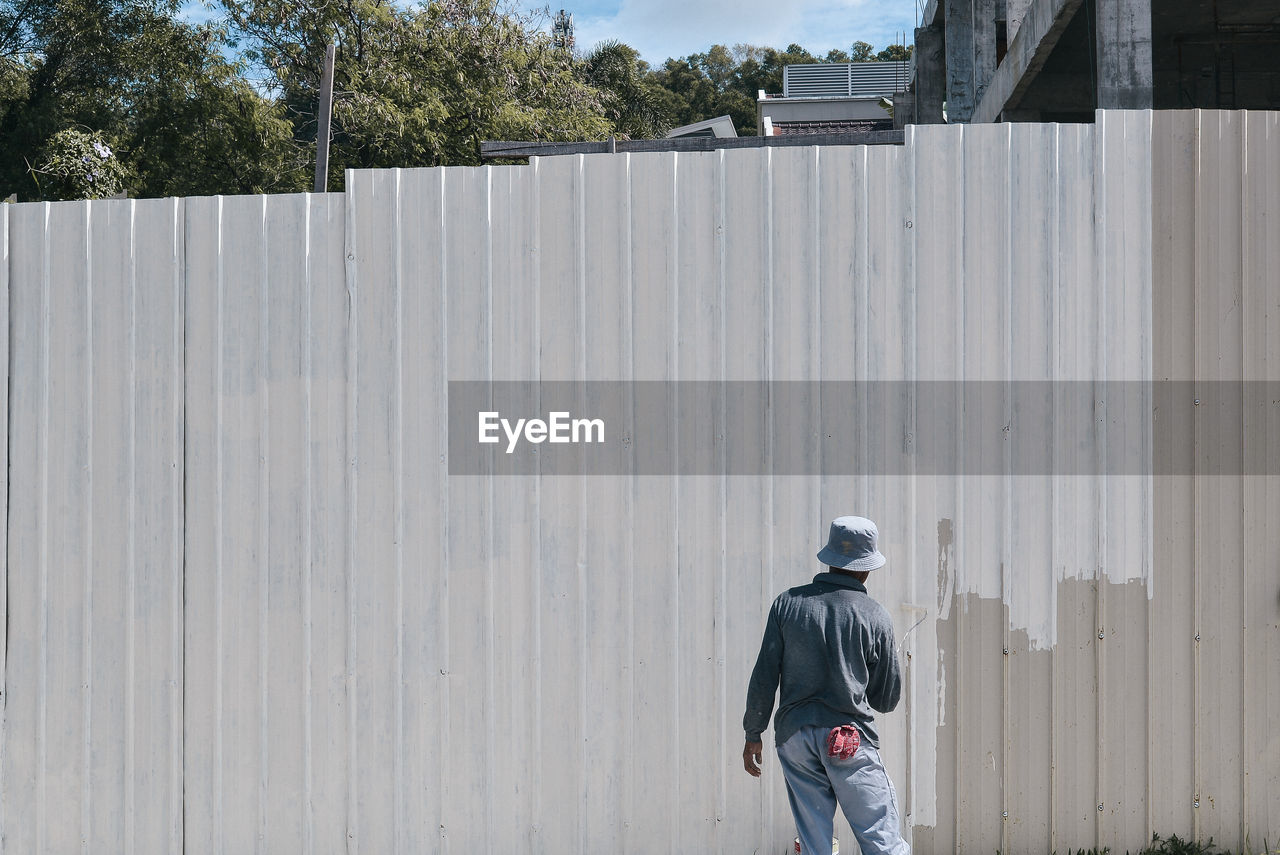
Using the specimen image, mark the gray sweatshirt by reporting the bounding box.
[743,572,902,748]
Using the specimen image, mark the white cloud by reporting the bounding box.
[564,0,917,65]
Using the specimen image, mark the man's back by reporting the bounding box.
[743,572,901,749]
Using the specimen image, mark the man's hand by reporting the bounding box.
[743,740,763,777]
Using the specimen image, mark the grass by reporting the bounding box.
[1005,833,1280,855]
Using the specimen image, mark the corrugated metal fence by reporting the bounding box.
[2,110,1277,854]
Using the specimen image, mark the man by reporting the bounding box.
[742,515,909,855]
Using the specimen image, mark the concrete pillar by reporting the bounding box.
[913,24,946,123]
[971,0,999,110]
[945,0,1000,122]
[892,91,914,129]
[944,0,976,121]
[1095,0,1153,107]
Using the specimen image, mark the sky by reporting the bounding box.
[545,0,921,66]
[180,0,922,71]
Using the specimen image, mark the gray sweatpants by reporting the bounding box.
[776,724,911,855]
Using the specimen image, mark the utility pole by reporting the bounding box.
[314,44,336,193]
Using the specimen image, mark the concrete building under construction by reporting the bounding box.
[910,0,1280,123]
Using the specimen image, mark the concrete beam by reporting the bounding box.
[1014,69,1096,112]
[921,0,941,28]
[1006,0,1032,42]
[972,0,1084,123]
[1095,0,1152,108]
[913,24,947,123]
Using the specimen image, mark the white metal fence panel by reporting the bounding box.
[2,111,1278,855]
[5,198,185,854]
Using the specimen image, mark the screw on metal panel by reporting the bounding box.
[1194,800,1200,808]
[1195,633,1200,641]
[1194,399,1200,406]
[1099,630,1105,639]
[1002,812,1008,819]
[905,220,913,229]
[1003,647,1009,655]
[1098,804,1104,811]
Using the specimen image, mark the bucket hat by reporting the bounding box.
[816,516,886,571]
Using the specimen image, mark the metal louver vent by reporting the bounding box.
[782,62,911,98]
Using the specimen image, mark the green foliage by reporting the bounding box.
[580,40,669,139]
[223,0,611,177]
[1135,833,1231,855]
[876,44,914,62]
[733,42,818,97]
[0,0,301,200]
[2,0,612,198]
[32,129,127,199]
[125,53,305,197]
[1028,832,1255,855]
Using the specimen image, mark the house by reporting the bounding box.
[756,62,909,135]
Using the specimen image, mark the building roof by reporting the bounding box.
[665,115,738,139]
[481,129,904,160]
[770,119,894,136]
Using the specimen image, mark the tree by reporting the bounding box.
[0,0,299,200]
[221,0,613,176]
[876,44,914,61]
[649,47,758,136]
[651,56,717,125]
[126,51,304,197]
[850,41,875,62]
[698,43,736,91]
[730,42,819,98]
[581,40,669,139]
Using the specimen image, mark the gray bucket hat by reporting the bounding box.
[816,516,886,571]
